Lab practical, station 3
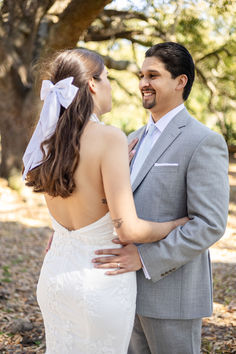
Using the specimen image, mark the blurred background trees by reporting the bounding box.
[0,0,235,180]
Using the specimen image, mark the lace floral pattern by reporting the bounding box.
[37,212,137,353]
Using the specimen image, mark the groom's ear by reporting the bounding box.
[175,74,188,91]
[88,78,97,94]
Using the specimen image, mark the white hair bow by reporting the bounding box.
[22,77,79,180]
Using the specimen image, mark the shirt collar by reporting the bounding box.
[146,103,185,133]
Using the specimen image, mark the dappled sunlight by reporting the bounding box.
[0,178,51,228]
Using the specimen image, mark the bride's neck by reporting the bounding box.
[92,107,101,118]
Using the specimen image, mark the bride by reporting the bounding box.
[22,48,188,354]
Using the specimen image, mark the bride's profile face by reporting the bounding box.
[92,67,112,116]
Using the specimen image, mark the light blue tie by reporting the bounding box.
[131,124,157,185]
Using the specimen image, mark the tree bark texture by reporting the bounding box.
[0,0,111,178]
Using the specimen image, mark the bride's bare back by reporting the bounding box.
[45,120,110,231]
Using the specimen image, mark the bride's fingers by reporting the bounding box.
[129,150,136,163]
[128,138,138,163]
[128,138,138,153]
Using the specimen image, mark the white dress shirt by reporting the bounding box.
[142,103,185,149]
[132,103,185,279]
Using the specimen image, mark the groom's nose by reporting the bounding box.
[139,78,152,90]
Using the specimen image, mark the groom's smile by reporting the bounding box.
[142,89,156,99]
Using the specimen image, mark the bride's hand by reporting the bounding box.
[128,138,138,163]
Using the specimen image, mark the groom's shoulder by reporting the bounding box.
[185,111,219,139]
[184,111,227,149]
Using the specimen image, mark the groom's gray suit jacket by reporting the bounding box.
[128,108,229,320]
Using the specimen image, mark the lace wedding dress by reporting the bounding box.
[37,212,137,354]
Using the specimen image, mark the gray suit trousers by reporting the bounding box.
[128,314,202,354]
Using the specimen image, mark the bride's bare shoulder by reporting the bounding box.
[89,122,127,146]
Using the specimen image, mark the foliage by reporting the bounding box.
[81,0,236,141]
[0,0,235,179]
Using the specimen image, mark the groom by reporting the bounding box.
[93,42,229,353]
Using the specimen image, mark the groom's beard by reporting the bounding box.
[142,96,156,109]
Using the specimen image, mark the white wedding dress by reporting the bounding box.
[37,212,137,354]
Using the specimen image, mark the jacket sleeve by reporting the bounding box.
[138,131,229,283]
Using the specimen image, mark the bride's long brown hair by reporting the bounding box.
[25,49,104,198]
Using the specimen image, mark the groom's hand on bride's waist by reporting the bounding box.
[92,241,142,275]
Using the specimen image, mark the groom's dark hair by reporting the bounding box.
[145,42,195,100]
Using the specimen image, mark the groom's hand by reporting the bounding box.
[92,240,142,275]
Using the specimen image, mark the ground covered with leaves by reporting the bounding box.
[0,156,235,353]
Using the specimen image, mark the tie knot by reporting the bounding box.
[147,124,156,136]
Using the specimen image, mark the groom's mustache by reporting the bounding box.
[141,88,156,95]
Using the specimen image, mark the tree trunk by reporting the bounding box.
[47,0,112,51]
[0,80,38,178]
[1,114,30,178]
[0,0,111,179]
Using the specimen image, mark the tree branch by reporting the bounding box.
[109,76,141,101]
[195,66,215,112]
[169,0,183,37]
[83,8,167,43]
[102,55,139,74]
[83,25,156,48]
[101,9,148,22]
[196,46,232,63]
[0,0,57,65]
[84,29,144,42]
[46,0,112,51]
[76,46,139,74]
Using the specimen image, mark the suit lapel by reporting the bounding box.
[132,108,189,193]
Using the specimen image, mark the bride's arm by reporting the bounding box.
[100,126,188,244]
